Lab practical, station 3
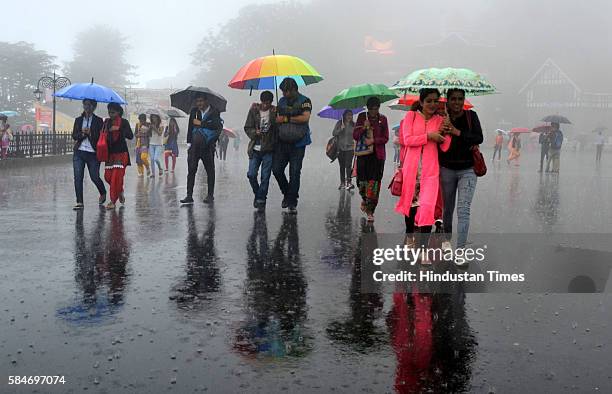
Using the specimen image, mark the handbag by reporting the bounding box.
[278,122,308,143]
[326,136,338,162]
[96,122,109,162]
[388,166,403,196]
[354,115,374,156]
[465,110,487,177]
[472,146,487,177]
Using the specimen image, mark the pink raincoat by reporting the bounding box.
[395,111,451,226]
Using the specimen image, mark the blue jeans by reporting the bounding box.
[273,143,305,207]
[73,150,106,204]
[149,145,163,173]
[440,167,477,248]
[247,151,273,202]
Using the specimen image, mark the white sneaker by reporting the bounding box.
[441,241,452,251]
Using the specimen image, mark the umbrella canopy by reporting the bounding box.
[392,123,401,131]
[54,81,127,104]
[228,55,323,90]
[390,67,497,96]
[0,110,18,117]
[329,84,398,109]
[223,127,237,138]
[317,106,363,120]
[496,128,509,136]
[510,127,531,133]
[532,125,555,133]
[165,109,186,118]
[592,126,607,133]
[170,86,227,113]
[389,95,474,110]
[541,114,571,124]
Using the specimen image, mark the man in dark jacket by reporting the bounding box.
[538,130,551,172]
[71,99,106,210]
[180,94,223,205]
[244,91,277,211]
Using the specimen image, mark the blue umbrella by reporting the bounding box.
[54,80,127,104]
[0,110,18,117]
[317,105,362,121]
[392,123,400,131]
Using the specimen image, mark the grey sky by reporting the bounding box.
[3,0,280,86]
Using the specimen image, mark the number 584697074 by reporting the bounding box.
[8,376,66,384]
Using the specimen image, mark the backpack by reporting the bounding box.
[277,95,309,143]
[553,131,563,149]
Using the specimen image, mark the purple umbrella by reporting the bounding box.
[317,105,363,120]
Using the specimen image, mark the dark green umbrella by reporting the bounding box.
[542,114,571,124]
[329,83,398,109]
[170,86,227,113]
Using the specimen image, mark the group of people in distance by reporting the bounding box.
[69,78,483,266]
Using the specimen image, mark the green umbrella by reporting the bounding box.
[329,83,398,109]
[390,67,497,96]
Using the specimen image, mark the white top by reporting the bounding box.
[78,115,95,152]
[254,109,270,151]
[596,134,606,145]
[149,124,164,145]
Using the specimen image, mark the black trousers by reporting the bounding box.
[338,150,354,184]
[187,133,215,198]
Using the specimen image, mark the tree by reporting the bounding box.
[0,41,57,123]
[65,25,136,89]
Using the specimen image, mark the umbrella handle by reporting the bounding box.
[273,49,279,106]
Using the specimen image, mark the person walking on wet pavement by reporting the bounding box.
[507,133,521,165]
[180,93,223,205]
[71,99,106,210]
[354,97,389,222]
[493,130,504,161]
[595,131,605,163]
[273,78,313,214]
[244,90,277,211]
[102,103,133,210]
[439,89,483,256]
[218,131,229,161]
[148,113,165,178]
[134,114,151,178]
[164,117,180,173]
[395,89,450,261]
[546,122,563,173]
[538,129,551,172]
[333,110,356,190]
[0,115,13,160]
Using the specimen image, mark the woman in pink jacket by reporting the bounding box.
[395,89,451,253]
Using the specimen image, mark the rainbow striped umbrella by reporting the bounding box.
[228,55,323,90]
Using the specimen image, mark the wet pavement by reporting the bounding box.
[1,146,611,393]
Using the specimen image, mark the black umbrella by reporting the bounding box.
[165,109,186,118]
[542,114,571,124]
[170,86,227,113]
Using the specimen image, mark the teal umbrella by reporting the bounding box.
[0,110,18,117]
[390,67,496,96]
[329,83,398,109]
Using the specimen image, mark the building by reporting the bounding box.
[518,58,612,132]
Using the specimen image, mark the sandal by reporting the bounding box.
[119,193,125,204]
[73,203,84,210]
[105,202,116,210]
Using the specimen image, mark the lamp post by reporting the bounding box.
[33,71,71,133]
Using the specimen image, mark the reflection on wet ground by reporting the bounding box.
[1,150,611,392]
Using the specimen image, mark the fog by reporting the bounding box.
[3,0,612,139]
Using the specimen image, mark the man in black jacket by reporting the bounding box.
[72,99,106,210]
[180,94,223,205]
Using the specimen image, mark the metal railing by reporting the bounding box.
[4,132,73,158]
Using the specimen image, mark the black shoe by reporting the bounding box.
[288,206,297,214]
[281,198,288,209]
[180,196,194,205]
[203,196,214,204]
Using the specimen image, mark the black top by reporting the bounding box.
[72,113,104,151]
[439,110,484,170]
[103,118,133,165]
[186,107,223,144]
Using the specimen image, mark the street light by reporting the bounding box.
[33,71,71,133]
